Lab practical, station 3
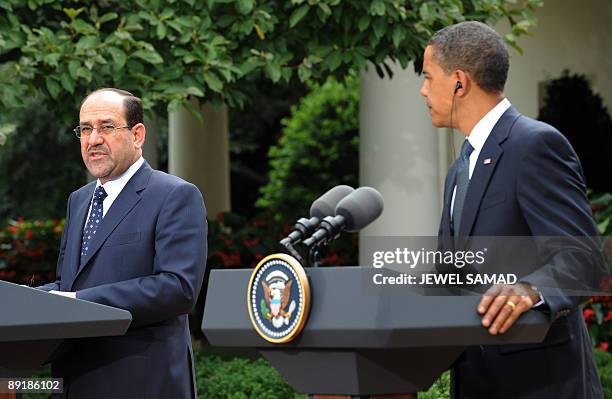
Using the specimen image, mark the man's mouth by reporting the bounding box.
[88,151,107,160]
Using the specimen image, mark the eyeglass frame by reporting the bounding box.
[73,124,132,138]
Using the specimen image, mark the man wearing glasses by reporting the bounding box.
[38,88,207,399]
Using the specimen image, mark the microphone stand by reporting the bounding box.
[280,240,306,265]
[308,243,323,268]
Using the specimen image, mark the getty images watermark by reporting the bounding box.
[360,236,610,296]
[371,246,518,286]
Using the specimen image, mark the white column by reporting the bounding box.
[168,100,231,218]
[359,62,447,264]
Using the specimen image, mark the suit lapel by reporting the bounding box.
[72,162,152,283]
[456,106,520,249]
[64,184,95,288]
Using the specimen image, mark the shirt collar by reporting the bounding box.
[467,98,511,153]
[96,156,145,197]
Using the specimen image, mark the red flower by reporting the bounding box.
[216,212,224,223]
[216,251,241,267]
[243,238,259,248]
[24,230,35,240]
[597,342,609,351]
[583,308,595,321]
[7,226,18,234]
[0,270,17,279]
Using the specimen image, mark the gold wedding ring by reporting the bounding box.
[506,300,517,310]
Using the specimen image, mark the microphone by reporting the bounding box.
[280,185,354,247]
[302,186,384,247]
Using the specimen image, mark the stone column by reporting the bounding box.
[168,99,231,218]
[359,62,447,265]
[143,113,159,169]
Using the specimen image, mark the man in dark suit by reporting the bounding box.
[38,88,207,398]
[421,21,605,398]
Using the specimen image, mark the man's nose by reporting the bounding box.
[420,82,427,97]
[86,130,104,146]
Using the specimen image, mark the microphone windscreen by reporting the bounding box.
[310,185,354,220]
[335,187,384,232]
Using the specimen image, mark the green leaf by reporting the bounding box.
[325,51,343,71]
[372,18,387,39]
[45,77,61,99]
[156,23,167,39]
[159,8,175,20]
[357,16,370,31]
[132,49,163,64]
[203,72,223,92]
[264,63,281,82]
[75,35,98,52]
[110,49,127,69]
[77,66,92,82]
[289,4,309,28]
[318,3,332,16]
[68,60,80,80]
[186,86,204,97]
[297,64,312,82]
[236,0,254,15]
[63,7,85,21]
[370,0,386,16]
[99,12,118,24]
[166,20,184,34]
[419,3,432,24]
[60,73,75,94]
[72,19,98,35]
[392,26,406,48]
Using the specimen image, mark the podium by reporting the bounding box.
[202,267,551,396]
[0,280,132,377]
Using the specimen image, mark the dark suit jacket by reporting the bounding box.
[439,106,605,399]
[39,161,207,399]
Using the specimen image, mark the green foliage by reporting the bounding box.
[538,71,612,194]
[0,101,85,220]
[194,354,305,399]
[595,349,612,399]
[0,0,543,121]
[15,351,612,399]
[257,77,359,224]
[419,371,450,399]
[592,192,612,237]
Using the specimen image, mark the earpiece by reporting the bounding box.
[454,81,463,94]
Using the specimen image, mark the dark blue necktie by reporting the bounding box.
[81,186,107,263]
[452,139,474,243]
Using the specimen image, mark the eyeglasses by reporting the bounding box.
[74,124,131,138]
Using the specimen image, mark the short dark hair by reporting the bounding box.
[82,88,144,128]
[428,21,509,93]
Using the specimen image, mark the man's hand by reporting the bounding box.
[478,283,540,335]
[49,290,76,299]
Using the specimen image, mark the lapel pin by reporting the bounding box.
[483,158,492,165]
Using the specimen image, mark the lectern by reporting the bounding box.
[0,280,131,377]
[202,267,550,396]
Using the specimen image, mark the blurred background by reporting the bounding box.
[1,1,611,397]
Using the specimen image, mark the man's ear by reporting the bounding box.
[132,123,146,149]
[453,70,469,96]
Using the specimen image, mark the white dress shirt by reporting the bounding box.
[85,156,145,222]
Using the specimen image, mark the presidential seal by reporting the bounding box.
[247,253,311,343]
